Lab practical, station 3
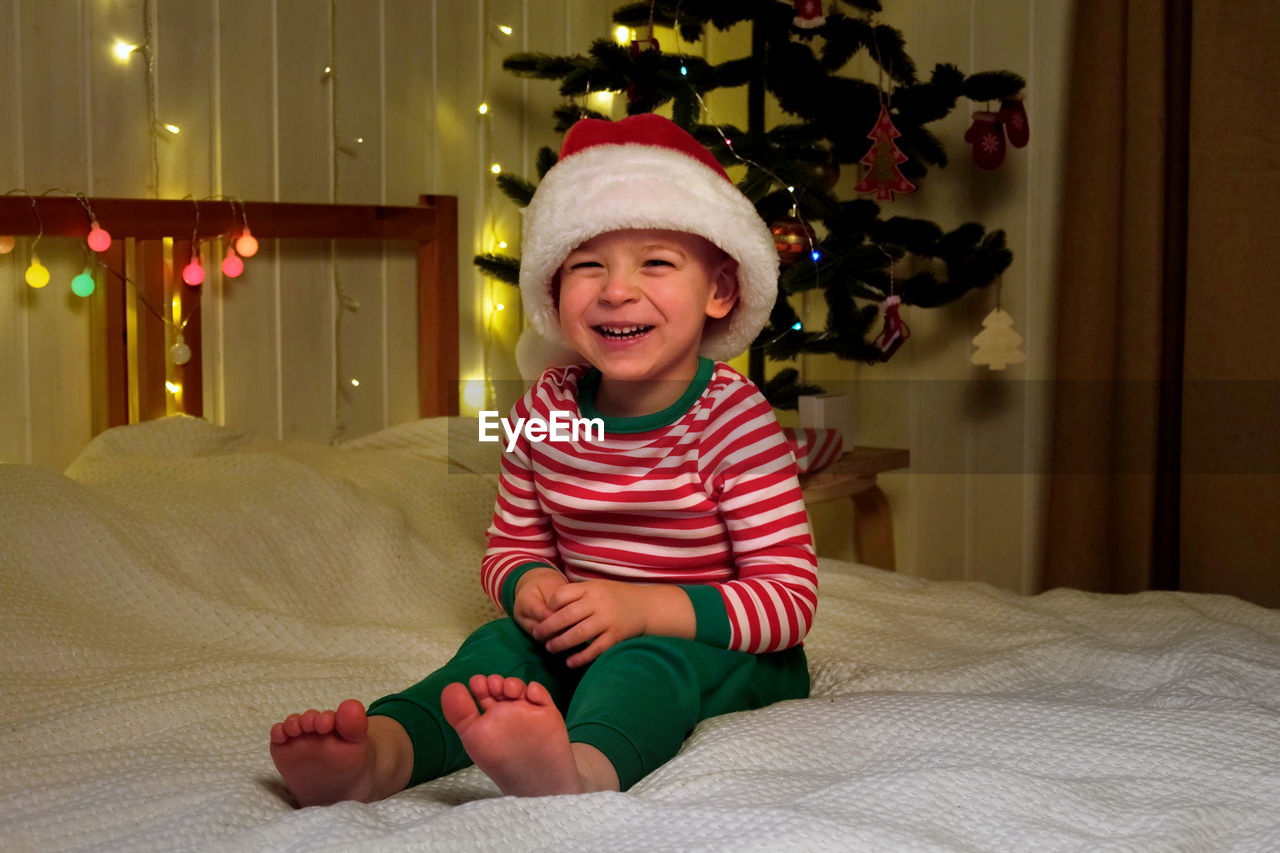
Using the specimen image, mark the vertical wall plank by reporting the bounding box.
[382,0,435,424]
[216,0,280,437]
[0,0,29,463]
[156,0,215,198]
[87,0,150,196]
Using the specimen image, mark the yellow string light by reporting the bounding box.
[112,39,139,61]
[478,102,489,115]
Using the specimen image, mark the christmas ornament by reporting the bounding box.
[854,104,916,201]
[964,111,1006,169]
[971,307,1025,370]
[811,151,840,191]
[793,0,826,29]
[626,31,660,110]
[771,207,816,265]
[998,92,1029,148]
[875,294,911,361]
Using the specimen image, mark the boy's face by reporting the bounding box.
[555,229,738,385]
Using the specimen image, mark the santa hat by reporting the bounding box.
[515,113,779,380]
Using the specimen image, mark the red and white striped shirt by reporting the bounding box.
[482,358,817,654]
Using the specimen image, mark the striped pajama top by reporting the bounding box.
[481,357,818,654]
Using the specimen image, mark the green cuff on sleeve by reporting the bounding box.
[679,584,732,648]
[500,562,557,617]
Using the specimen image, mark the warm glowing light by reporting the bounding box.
[182,257,205,286]
[355,136,364,143]
[72,268,96,297]
[462,377,486,412]
[498,25,513,35]
[590,91,614,109]
[221,247,244,278]
[25,258,49,288]
[163,123,181,135]
[87,220,112,252]
[490,163,502,174]
[323,65,332,74]
[170,340,191,365]
[235,228,259,257]
[477,103,489,115]
[0,236,15,254]
[614,26,631,45]
[112,40,138,61]
[165,381,182,394]
[497,240,507,249]
[350,379,360,387]
[493,302,505,312]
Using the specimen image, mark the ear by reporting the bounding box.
[705,257,740,320]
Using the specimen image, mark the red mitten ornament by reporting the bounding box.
[854,104,916,201]
[793,0,826,29]
[964,111,1006,169]
[876,295,911,361]
[998,93,1029,148]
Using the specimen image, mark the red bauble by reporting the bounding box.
[771,213,816,265]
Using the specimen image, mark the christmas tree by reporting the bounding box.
[476,0,1022,408]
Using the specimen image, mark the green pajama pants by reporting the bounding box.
[367,617,809,791]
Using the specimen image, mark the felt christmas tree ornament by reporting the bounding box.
[515,113,780,381]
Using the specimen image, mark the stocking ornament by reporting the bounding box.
[854,104,916,200]
[793,0,826,29]
[876,294,911,361]
[964,111,1006,169]
[998,92,1029,148]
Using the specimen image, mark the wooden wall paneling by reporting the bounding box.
[382,0,436,424]
[276,0,337,442]
[333,0,386,439]
[170,238,202,418]
[967,0,1033,593]
[155,0,214,199]
[0,1,26,463]
[433,1,483,410]
[418,194,458,417]
[215,0,279,437]
[87,0,151,196]
[89,239,129,432]
[19,0,93,470]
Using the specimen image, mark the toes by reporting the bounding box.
[314,710,335,736]
[526,680,554,707]
[502,676,526,700]
[283,714,302,738]
[300,710,319,733]
[441,682,480,730]
[486,674,507,699]
[333,699,368,742]
[469,673,493,701]
[270,722,287,744]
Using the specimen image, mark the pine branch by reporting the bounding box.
[495,173,537,207]
[474,253,521,286]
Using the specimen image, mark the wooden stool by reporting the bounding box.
[798,447,909,571]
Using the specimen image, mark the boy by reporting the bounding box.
[269,113,817,804]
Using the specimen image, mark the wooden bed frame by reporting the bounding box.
[0,194,459,426]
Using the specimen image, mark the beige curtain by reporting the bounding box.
[1043,0,1280,607]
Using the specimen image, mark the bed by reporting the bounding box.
[3,202,1280,852]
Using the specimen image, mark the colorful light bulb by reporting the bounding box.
[235,228,258,257]
[26,257,50,288]
[87,220,112,252]
[221,247,244,278]
[0,235,14,254]
[182,256,205,286]
[72,267,96,297]
[170,337,192,365]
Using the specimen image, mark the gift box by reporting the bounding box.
[782,426,844,474]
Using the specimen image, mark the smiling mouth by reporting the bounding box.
[594,324,654,340]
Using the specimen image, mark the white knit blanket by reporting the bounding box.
[2,416,1278,851]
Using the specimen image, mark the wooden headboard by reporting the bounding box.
[0,195,458,426]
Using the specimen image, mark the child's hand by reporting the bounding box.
[512,568,568,636]
[532,580,651,668]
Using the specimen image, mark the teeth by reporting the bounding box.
[596,324,653,338]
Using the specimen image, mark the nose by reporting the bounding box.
[598,268,639,305]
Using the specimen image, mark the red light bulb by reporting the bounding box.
[221,247,244,278]
[87,220,112,252]
[235,227,259,258]
[182,257,205,286]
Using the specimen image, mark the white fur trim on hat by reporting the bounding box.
[518,133,778,372]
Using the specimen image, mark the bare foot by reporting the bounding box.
[269,699,388,806]
[440,674,587,797]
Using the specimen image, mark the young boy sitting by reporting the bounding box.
[269,113,818,804]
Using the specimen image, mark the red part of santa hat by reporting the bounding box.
[516,113,778,380]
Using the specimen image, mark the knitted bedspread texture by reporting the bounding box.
[2,416,1278,851]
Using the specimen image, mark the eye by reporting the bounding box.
[567,260,603,270]
[642,258,675,268]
